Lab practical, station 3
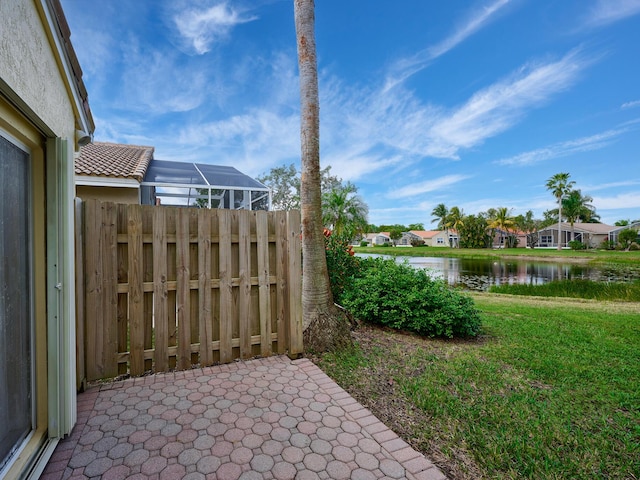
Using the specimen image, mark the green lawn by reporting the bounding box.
[314,295,640,479]
[354,246,640,265]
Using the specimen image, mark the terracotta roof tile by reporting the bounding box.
[76,142,154,182]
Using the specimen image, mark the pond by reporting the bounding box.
[357,254,640,291]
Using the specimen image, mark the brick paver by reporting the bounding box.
[42,356,446,479]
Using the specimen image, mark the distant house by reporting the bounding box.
[75,141,154,204]
[608,222,640,245]
[535,222,614,248]
[400,230,452,247]
[1,0,94,477]
[363,232,391,246]
[491,229,527,248]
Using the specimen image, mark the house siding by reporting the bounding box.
[76,184,140,204]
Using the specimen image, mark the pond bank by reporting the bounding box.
[353,246,640,265]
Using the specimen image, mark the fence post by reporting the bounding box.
[128,204,144,376]
[74,198,86,391]
[198,209,214,366]
[153,207,169,372]
[287,210,303,357]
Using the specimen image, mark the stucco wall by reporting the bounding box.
[76,185,140,204]
[0,0,75,139]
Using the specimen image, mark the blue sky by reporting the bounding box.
[61,0,640,227]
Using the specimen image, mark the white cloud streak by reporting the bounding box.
[173,1,257,55]
[387,175,471,199]
[428,49,592,156]
[585,180,640,192]
[583,0,640,28]
[622,100,640,109]
[495,128,627,166]
[384,0,512,91]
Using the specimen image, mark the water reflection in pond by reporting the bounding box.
[357,254,640,291]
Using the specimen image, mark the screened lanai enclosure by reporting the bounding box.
[141,159,271,210]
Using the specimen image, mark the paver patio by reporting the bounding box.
[41,355,445,480]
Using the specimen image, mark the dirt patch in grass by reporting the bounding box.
[310,325,486,479]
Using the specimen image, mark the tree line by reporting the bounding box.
[259,166,634,249]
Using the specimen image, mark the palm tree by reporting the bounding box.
[294,0,349,351]
[322,183,368,238]
[488,207,515,247]
[431,203,449,230]
[545,172,575,250]
[431,203,450,246]
[445,206,465,247]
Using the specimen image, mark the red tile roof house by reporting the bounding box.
[75,141,154,204]
[76,144,272,209]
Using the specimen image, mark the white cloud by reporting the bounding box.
[622,100,640,109]
[495,128,626,166]
[583,0,640,28]
[592,193,640,210]
[384,0,512,91]
[172,1,257,55]
[387,175,471,199]
[585,180,640,192]
[178,109,300,176]
[428,49,592,155]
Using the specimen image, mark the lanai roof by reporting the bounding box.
[142,159,268,190]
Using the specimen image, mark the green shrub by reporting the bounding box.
[359,240,369,247]
[600,239,615,250]
[630,242,639,251]
[379,242,391,247]
[340,258,481,338]
[325,234,362,303]
[618,228,639,249]
[568,240,586,250]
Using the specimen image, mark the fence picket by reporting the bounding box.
[176,209,191,370]
[256,211,272,356]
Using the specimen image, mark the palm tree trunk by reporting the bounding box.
[557,202,562,250]
[294,0,351,352]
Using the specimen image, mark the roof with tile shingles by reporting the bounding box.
[75,142,154,182]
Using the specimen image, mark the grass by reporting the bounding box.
[354,246,640,265]
[489,279,640,301]
[313,295,640,479]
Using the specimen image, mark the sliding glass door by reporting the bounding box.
[0,133,32,471]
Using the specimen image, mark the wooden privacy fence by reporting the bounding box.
[77,199,302,382]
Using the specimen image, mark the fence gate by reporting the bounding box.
[76,200,302,382]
